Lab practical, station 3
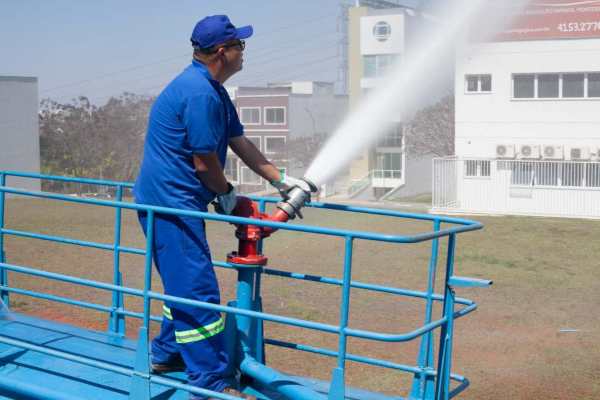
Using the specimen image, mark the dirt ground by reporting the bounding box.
[2,197,599,399]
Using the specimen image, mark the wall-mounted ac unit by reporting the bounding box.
[496,144,515,159]
[542,145,564,160]
[567,146,591,161]
[517,144,540,159]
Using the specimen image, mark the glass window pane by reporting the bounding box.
[562,163,584,187]
[586,164,600,187]
[511,162,534,185]
[588,73,600,97]
[465,160,477,176]
[266,108,284,123]
[514,74,534,98]
[562,73,584,98]
[266,137,286,153]
[224,157,238,181]
[363,55,376,78]
[538,74,559,98]
[480,75,492,92]
[377,55,396,76]
[480,160,491,176]
[466,75,478,92]
[536,163,559,186]
[391,153,402,170]
[241,167,261,184]
[241,108,260,124]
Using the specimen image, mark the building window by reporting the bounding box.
[246,136,261,151]
[464,160,491,178]
[508,161,600,188]
[264,107,285,124]
[561,163,585,187]
[240,107,260,124]
[465,74,492,93]
[511,162,535,185]
[586,163,600,187]
[534,162,560,186]
[513,72,600,100]
[513,74,535,98]
[563,73,585,98]
[376,125,403,147]
[588,73,600,97]
[224,157,239,183]
[375,153,402,179]
[265,136,286,154]
[241,167,262,185]
[538,74,559,98]
[363,54,399,78]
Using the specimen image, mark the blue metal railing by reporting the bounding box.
[0,170,487,400]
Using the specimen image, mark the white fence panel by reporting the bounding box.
[432,158,600,219]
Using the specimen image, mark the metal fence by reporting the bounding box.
[0,170,488,400]
[432,158,600,219]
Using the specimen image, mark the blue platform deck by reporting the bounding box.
[0,314,398,400]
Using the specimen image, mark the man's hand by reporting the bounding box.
[271,174,312,196]
[214,183,237,214]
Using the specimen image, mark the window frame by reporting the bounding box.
[264,106,286,125]
[240,166,263,185]
[463,160,492,179]
[264,136,287,155]
[464,74,493,94]
[239,107,261,125]
[224,157,239,184]
[512,72,600,100]
[363,54,400,79]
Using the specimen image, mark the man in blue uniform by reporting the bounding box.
[134,15,308,400]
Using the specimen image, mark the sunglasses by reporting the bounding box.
[220,40,245,51]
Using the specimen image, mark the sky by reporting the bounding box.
[0,0,343,105]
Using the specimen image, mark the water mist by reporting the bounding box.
[304,0,530,187]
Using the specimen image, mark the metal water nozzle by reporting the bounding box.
[276,178,318,220]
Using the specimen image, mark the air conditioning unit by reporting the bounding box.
[518,144,540,159]
[567,146,591,161]
[542,145,564,160]
[496,144,516,159]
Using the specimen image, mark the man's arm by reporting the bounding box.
[229,136,282,183]
[193,152,229,194]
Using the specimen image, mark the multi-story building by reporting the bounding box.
[226,82,347,193]
[0,76,40,191]
[433,1,600,219]
[347,1,440,201]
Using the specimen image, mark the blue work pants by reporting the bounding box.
[138,212,230,395]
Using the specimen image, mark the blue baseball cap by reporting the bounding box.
[191,15,253,49]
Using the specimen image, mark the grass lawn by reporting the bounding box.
[2,197,599,400]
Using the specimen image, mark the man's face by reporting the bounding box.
[220,39,245,75]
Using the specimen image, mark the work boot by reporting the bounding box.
[204,386,256,400]
[150,357,186,374]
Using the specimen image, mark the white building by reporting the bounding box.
[433,2,600,219]
[347,2,438,201]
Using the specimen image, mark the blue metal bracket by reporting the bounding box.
[448,276,493,288]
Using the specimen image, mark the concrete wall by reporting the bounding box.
[392,154,433,198]
[0,76,40,191]
[455,38,600,158]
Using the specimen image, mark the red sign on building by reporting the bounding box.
[495,0,600,41]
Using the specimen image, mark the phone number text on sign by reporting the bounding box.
[558,22,600,32]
